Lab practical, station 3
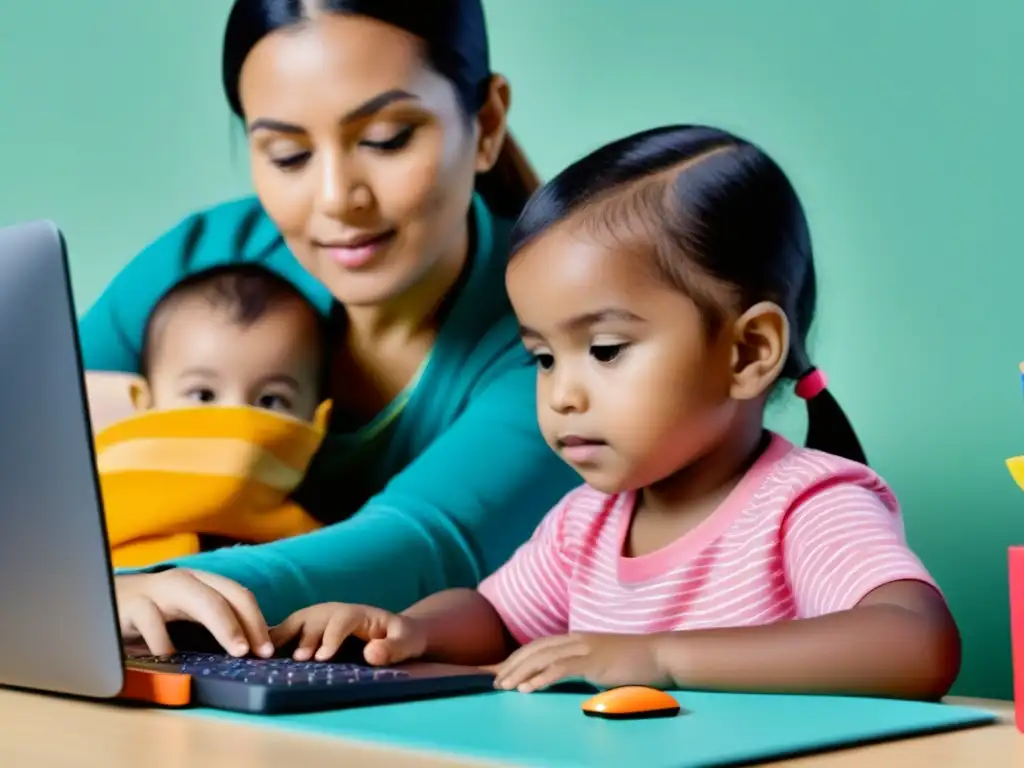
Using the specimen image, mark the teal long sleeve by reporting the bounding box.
[80,196,581,625]
[160,359,578,624]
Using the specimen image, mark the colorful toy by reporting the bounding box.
[1008,363,1024,731]
[1008,363,1024,491]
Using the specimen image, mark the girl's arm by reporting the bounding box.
[401,588,513,666]
[661,481,961,700]
[398,496,578,666]
[654,579,960,699]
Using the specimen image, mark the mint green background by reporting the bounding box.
[1,1,1021,699]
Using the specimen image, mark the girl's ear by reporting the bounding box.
[474,74,511,174]
[128,380,153,411]
[729,301,789,401]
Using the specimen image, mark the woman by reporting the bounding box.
[82,0,578,658]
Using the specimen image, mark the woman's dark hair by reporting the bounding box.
[221,0,539,218]
[510,125,867,465]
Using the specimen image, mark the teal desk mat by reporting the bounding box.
[182,689,998,767]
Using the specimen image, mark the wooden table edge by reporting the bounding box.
[0,688,1017,768]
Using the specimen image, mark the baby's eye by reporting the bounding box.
[186,387,217,404]
[256,394,293,413]
[590,343,627,364]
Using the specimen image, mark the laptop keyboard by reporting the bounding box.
[128,652,412,687]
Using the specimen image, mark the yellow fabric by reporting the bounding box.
[1008,456,1024,492]
[97,401,331,568]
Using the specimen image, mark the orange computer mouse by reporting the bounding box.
[581,686,681,719]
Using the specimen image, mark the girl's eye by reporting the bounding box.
[186,388,217,404]
[256,394,293,413]
[270,151,311,171]
[591,344,627,364]
[532,352,555,371]
[361,125,416,152]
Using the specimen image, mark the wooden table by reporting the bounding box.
[0,690,1019,767]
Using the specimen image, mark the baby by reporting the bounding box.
[98,264,333,567]
[132,264,328,418]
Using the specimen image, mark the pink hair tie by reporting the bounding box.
[795,368,828,400]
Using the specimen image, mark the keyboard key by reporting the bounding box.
[127,651,411,687]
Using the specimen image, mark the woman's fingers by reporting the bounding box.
[114,570,274,658]
[124,596,175,656]
[192,571,272,657]
[268,613,302,650]
[152,573,251,656]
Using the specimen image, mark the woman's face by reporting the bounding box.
[238,14,494,307]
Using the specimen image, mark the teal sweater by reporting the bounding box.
[79,195,579,624]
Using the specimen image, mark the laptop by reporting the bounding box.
[0,220,496,714]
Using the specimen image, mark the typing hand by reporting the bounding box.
[493,632,669,693]
[116,569,272,658]
[269,603,427,665]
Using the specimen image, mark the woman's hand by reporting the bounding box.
[115,570,273,657]
[270,603,427,665]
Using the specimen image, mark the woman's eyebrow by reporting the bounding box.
[340,89,418,124]
[247,89,419,134]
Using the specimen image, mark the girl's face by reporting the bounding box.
[506,224,741,494]
[238,14,496,307]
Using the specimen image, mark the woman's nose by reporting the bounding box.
[316,151,371,219]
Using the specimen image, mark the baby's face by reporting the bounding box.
[143,294,324,421]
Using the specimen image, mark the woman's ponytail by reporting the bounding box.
[475,133,542,219]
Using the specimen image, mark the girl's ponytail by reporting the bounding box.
[795,368,868,465]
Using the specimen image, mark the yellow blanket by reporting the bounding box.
[1009,456,1024,493]
[96,400,331,568]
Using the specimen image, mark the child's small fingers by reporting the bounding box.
[517,665,570,694]
[492,635,570,688]
[362,639,391,666]
[316,611,360,660]
[293,624,324,660]
[363,637,409,667]
[496,645,576,691]
[493,650,541,690]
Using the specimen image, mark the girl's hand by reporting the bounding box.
[269,603,428,665]
[493,633,669,692]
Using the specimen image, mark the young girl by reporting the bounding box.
[268,125,962,700]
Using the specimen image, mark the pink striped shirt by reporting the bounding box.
[477,433,938,644]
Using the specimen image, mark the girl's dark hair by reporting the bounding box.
[221,0,539,219]
[510,125,867,465]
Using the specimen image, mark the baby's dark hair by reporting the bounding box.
[509,124,866,464]
[140,264,331,393]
